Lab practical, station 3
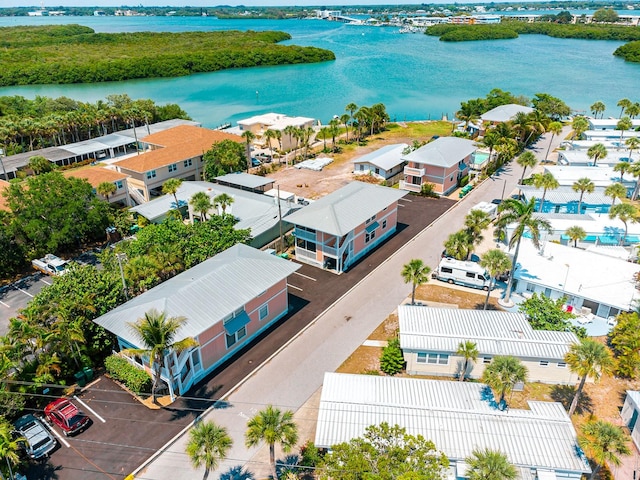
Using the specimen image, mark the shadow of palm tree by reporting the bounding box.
[551,385,593,414]
[473,302,500,311]
[275,454,301,477]
[219,465,255,480]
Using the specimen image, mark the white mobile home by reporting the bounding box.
[434,257,491,290]
[621,391,640,450]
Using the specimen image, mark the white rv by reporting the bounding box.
[434,257,491,290]
[469,201,497,221]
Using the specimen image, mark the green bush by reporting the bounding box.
[380,338,404,375]
[459,175,470,187]
[105,354,152,394]
[420,182,439,198]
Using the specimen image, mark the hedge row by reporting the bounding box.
[105,354,152,395]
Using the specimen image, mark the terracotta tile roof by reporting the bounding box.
[0,180,9,211]
[64,167,128,187]
[115,126,243,173]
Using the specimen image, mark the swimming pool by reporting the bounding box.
[472,152,490,168]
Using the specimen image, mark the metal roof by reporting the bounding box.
[93,244,300,346]
[398,306,578,360]
[352,143,408,170]
[315,373,590,475]
[626,390,640,409]
[402,137,476,168]
[480,104,534,122]
[214,172,276,189]
[520,185,612,205]
[284,182,406,236]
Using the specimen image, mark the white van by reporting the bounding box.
[434,257,491,290]
[469,201,497,221]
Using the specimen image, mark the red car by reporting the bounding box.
[44,399,91,436]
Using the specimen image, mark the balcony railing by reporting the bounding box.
[293,228,316,242]
[404,166,425,177]
[400,181,421,193]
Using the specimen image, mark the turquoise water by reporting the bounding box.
[0,16,639,127]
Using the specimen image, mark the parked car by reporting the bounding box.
[44,399,91,436]
[251,157,262,167]
[13,414,57,459]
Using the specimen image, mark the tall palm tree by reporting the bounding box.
[328,118,340,150]
[616,116,633,144]
[630,163,640,200]
[480,130,501,166]
[516,151,537,184]
[283,125,296,164]
[544,121,563,162]
[345,102,358,123]
[97,181,117,201]
[241,130,255,170]
[318,126,330,152]
[0,417,22,480]
[565,225,586,247]
[444,230,472,261]
[465,209,491,259]
[186,421,233,480]
[456,340,479,381]
[479,249,511,310]
[587,143,607,167]
[626,136,640,161]
[245,405,298,477]
[495,198,552,304]
[572,177,595,214]
[580,420,631,480]
[617,98,632,117]
[213,193,234,214]
[401,259,431,305]
[609,202,638,245]
[466,448,517,480]
[627,102,640,119]
[571,116,589,140]
[190,191,212,221]
[605,182,627,206]
[456,103,479,132]
[339,113,351,143]
[565,338,614,416]
[532,171,559,213]
[614,161,632,182]
[482,355,528,407]
[590,101,606,119]
[126,308,197,402]
[163,178,183,210]
[263,129,277,158]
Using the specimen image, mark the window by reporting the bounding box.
[412,176,421,185]
[417,353,427,363]
[146,170,156,179]
[116,180,123,189]
[259,304,269,321]
[557,362,567,368]
[465,272,475,279]
[375,168,380,175]
[225,326,246,348]
[168,163,177,173]
[296,238,316,252]
[359,164,364,171]
[382,219,387,229]
[483,357,491,364]
[425,353,449,365]
[366,215,376,224]
[441,267,453,274]
[184,159,193,168]
[526,283,536,293]
[365,230,376,243]
[539,360,549,367]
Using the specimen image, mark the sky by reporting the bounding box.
[7,0,527,7]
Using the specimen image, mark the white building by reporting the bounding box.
[621,391,640,450]
[352,143,408,181]
[588,117,640,131]
[480,104,534,123]
[543,165,634,194]
[315,373,591,480]
[229,113,316,151]
[557,149,638,166]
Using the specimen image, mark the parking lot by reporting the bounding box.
[20,194,456,480]
[0,274,51,335]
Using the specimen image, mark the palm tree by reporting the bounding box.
[617,98,632,117]
[587,143,607,167]
[466,448,517,480]
[609,202,638,245]
[626,136,640,161]
[245,405,298,477]
[590,101,606,119]
[465,209,491,259]
[283,125,296,164]
[263,129,278,158]
[241,130,255,170]
[126,308,197,402]
[163,178,183,210]
[572,177,595,214]
[318,126,330,152]
[345,102,358,123]
[627,102,640,119]
[481,355,528,407]
[565,338,614,416]
[630,163,640,200]
[0,417,22,480]
[456,340,479,381]
[571,116,589,140]
[444,230,472,261]
[186,421,233,480]
[580,420,631,480]
[28,154,54,174]
[516,151,537,184]
[190,191,212,221]
[565,225,586,247]
[213,193,234,214]
[339,113,351,143]
[614,161,632,182]
[401,259,431,305]
[605,182,627,206]
[616,116,633,144]
[456,103,479,131]
[495,197,552,304]
[544,121,563,162]
[532,171,559,213]
[479,249,511,310]
[480,130,501,166]
[97,181,117,201]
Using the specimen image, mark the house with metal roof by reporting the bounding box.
[621,391,640,451]
[511,239,639,320]
[557,149,638,167]
[353,143,408,182]
[64,166,131,205]
[93,243,300,399]
[213,172,275,193]
[399,305,579,384]
[228,112,316,151]
[520,185,613,214]
[400,137,476,196]
[130,181,299,248]
[315,373,591,480]
[588,117,640,131]
[480,104,534,123]
[286,181,406,273]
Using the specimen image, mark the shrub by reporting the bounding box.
[420,182,439,198]
[299,440,322,468]
[459,175,470,187]
[380,337,404,375]
[105,354,152,394]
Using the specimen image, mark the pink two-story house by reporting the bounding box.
[400,137,476,196]
[93,244,300,399]
[286,182,406,273]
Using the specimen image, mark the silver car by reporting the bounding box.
[14,414,57,459]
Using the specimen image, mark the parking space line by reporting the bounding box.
[0,300,9,308]
[17,288,33,298]
[398,203,405,207]
[287,283,303,292]
[74,396,106,423]
[400,197,412,202]
[48,425,71,448]
[40,278,52,285]
[293,271,316,281]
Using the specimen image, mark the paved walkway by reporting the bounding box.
[133,129,570,480]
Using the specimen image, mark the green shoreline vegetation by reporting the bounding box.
[0,24,336,86]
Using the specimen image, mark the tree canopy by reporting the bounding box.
[203,139,247,180]
[518,293,585,338]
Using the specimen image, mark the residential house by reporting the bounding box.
[587,117,640,131]
[114,125,242,202]
[557,149,638,166]
[480,103,534,124]
[399,305,579,384]
[64,167,131,205]
[400,137,475,195]
[229,113,316,151]
[352,143,408,182]
[621,391,640,450]
[315,373,591,480]
[93,244,301,399]
[583,129,640,142]
[130,181,299,247]
[286,182,406,273]
[520,185,612,214]
[213,172,275,194]
[511,239,639,319]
